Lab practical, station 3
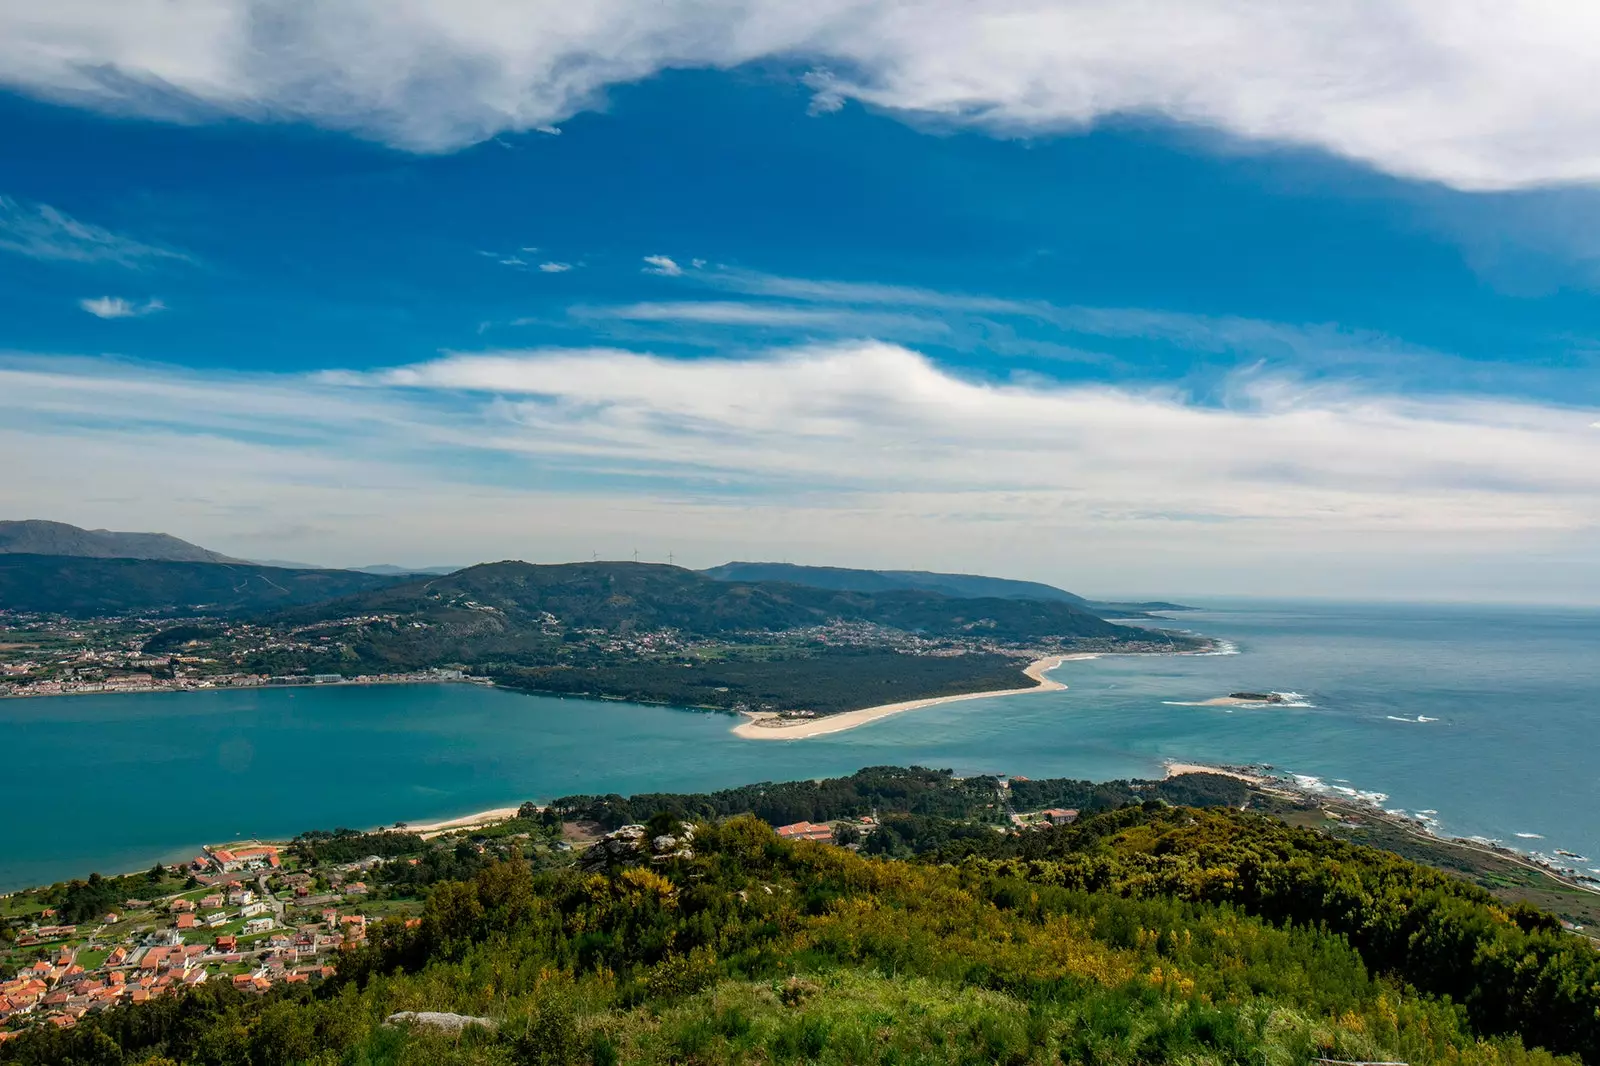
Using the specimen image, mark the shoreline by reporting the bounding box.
[730,654,1089,741]
[0,674,486,702]
[398,807,524,839]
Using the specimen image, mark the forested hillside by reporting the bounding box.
[700,562,1193,615]
[0,555,402,616]
[281,561,1139,642]
[6,798,1596,1066]
[548,765,1250,830]
[700,561,1095,605]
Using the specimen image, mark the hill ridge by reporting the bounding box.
[0,519,243,564]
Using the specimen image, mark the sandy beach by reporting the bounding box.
[397,807,523,838]
[1163,761,1268,784]
[731,654,1092,741]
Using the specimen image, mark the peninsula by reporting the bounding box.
[731,654,1080,739]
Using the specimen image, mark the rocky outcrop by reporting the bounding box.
[385,1011,498,1032]
[579,824,695,870]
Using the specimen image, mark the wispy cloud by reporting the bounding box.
[0,195,190,267]
[79,296,166,319]
[538,261,573,273]
[713,270,1031,313]
[642,255,683,276]
[576,300,941,334]
[678,267,1594,402]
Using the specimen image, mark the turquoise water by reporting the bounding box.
[2,600,1597,892]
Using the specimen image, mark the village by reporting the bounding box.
[0,839,405,1038]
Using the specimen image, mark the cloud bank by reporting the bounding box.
[3,342,1597,598]
[4,2,1600,189]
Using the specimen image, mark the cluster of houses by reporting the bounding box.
[0,898,370,1038]
[774,820,842,843]
[198,843,282,874]
[0,842,399,1039]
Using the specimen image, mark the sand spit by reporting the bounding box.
[731,654,1093,742]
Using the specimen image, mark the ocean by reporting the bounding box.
[2,599,1596,893]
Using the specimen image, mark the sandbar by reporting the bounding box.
[1163,761,1267,784]
[731,654,1092,741]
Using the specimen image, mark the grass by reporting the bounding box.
[350,968,1436,1066]
[75,948,109,970]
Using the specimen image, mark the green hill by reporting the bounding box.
[702,560,1095,604]
[702,561,1195,615]
[0,553,403,616]
[256,562,1173,712]
[282,560,1141,642]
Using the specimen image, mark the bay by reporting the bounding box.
[2,599,1597,893]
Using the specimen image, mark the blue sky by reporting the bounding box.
[4,3,1600,601]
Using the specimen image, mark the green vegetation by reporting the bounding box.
[493,649,1044,715]
[290,830,429,867]
[6,802,1596,1066]
[282,561,1146,646]
[701,561,1195,615]
[3,767,1598,1065]
[40,866,186,925]
[1260,794,1600,930]
[550,766,1248,830]
[700,561,1099,604]
[921,805,1600,1058]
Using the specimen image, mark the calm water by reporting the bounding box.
[2,600,1597,892]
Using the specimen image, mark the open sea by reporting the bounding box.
[2,599,1597,893]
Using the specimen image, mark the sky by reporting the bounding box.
[3,1,1600,603]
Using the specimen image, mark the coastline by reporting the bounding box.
[0,674,487,701]
[398,807,523,839]
[1162,761,1268,784]
[730,654,1089,741]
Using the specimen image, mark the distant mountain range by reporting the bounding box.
[0,521,1192,620]
[701,561,1091,604]
[701,562,1192,615]
[0,520,244,564]
[279,560,1136,645]
[0,554,404,616]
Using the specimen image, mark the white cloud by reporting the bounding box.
[642,255,683,276]
[4,343,1600,599]
[538,261,573,272]
[4,3,1600,189]
[713,270,1035,313]
[79,296,166,319]
[1,195,189,266]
